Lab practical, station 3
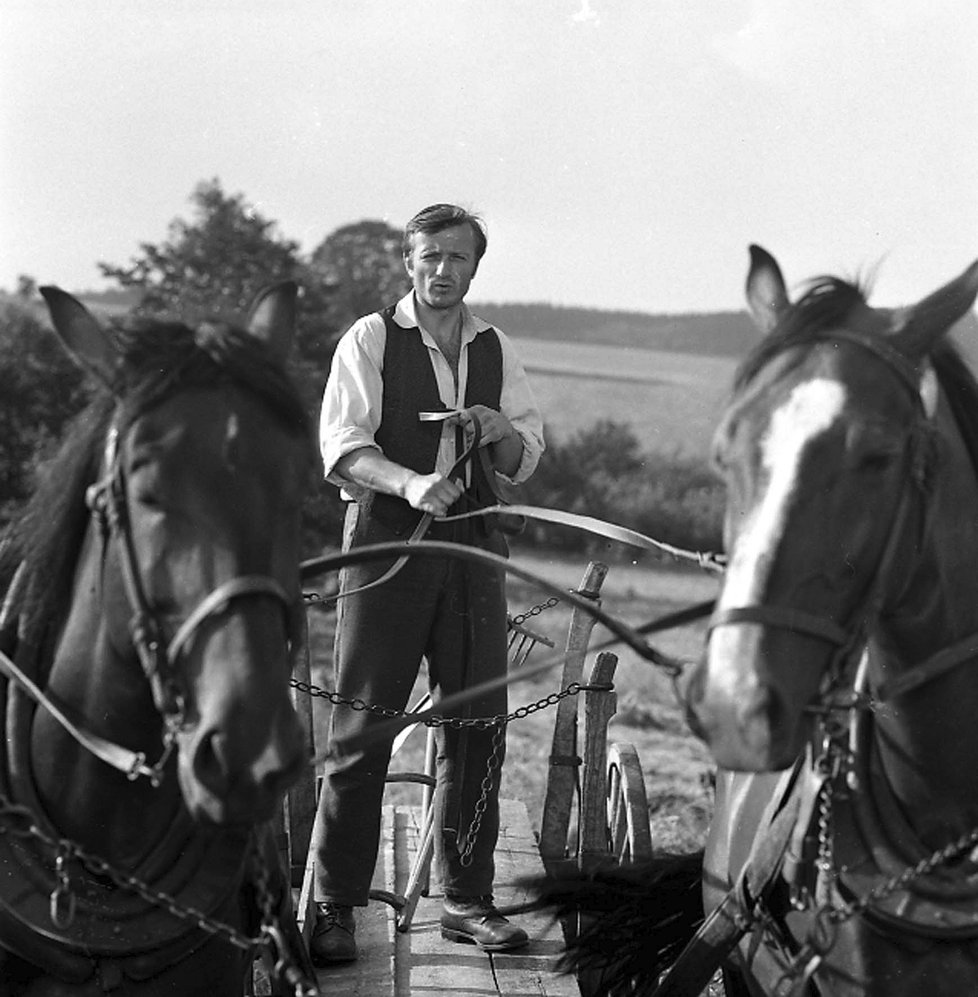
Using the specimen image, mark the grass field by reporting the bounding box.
[512,336,738,457]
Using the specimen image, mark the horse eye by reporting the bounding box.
[857,451,895,473]
[134,489,165,511]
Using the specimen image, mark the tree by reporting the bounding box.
[309,220,410,337]
[99,178,304,325]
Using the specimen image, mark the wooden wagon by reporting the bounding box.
[254,560,668,996]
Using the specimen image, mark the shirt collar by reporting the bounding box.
[393,292,492,339]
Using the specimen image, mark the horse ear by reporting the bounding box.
[890,259,978,359]
[38,286,115,384]
[246,281,297,364]
[745,245,790,335]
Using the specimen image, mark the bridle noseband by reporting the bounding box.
[707,328,932,693]
[706,327,978,709]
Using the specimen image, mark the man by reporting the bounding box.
[311,204,545,965]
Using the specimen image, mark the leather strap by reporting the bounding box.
[0,646,159,781]
[875,630,978,701]
[329,412,485,602]
[437,504,726,572]
[652,776,804,997]
[166,575,292,661]
[709,605,849,647]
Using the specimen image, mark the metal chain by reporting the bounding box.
[830,823,978,926]
[776,721,978,994]
[509,596,561,627]
[458,721,507,868]
[290,676,592,729]
[815,779,836,897]
[252,839,319,997]
[0,793,262,950]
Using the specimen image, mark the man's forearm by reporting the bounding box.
[335,447,464,516]
[488,431,524,479]
[334,447,414,499]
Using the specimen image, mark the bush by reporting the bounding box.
[520,420,724,559]
[0,296,90,517]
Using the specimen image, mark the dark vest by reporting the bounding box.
[365,305,503,535]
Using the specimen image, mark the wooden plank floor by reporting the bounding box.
[299,798,579,997]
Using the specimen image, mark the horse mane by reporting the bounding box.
[930,341,978,478]
[734,276,871,389]
[732,274,978,477]
[0,316,313,669]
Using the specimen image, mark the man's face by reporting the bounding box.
[405,224,479,311]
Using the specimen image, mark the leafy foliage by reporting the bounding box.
[99,178,303,324]
[0,296,90,520]
[522,420,724,557]
[309,219,411,338]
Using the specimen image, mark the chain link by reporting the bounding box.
[509,596,561,628]
[290,676,586,729]
[0,793,263,952]
[458,721,507,867]
[776,720,978,993]
[252,838,319,997]
[830,823,978,927]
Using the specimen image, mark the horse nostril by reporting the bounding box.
[192,731,232,796]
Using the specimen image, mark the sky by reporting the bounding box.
[2,0,976,315]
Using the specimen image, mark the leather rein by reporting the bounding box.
[0,414,298,786]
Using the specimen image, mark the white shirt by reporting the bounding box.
[320,292,545,500]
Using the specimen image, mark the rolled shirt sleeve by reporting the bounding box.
[319,313,387,491]
[496,329,544,485]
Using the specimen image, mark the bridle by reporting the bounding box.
[707,326,978,710]
[0,410,300,786]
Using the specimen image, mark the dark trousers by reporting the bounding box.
[312,505,509,906]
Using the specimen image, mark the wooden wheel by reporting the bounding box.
[606,741,653,863]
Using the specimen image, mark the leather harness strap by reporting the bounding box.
[652,775,805,997]
[0,645,158,781]
[438,502,726,572]
[709,605,849,647]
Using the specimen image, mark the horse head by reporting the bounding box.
[35,285,312,830]
[685,246,978,771]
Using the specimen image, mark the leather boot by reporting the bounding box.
[440,894,529,951]
[309,901,358,965]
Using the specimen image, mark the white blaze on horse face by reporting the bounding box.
[720,379,847,612]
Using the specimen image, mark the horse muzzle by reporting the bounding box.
[177,703,307,826]
[684,627,814,771]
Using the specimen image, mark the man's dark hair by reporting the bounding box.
[402,204,487,263]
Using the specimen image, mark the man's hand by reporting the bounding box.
[457,405,516,446]
[456,405,524,478]
[403,472,464,517]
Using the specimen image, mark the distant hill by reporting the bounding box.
[471,301,757,359]
[71,289,978,363]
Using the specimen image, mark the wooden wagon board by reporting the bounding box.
[298,798,578,996]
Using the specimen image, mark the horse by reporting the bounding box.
[684,245,978,996]
[0,285,314,995]
[538,247,978,997]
